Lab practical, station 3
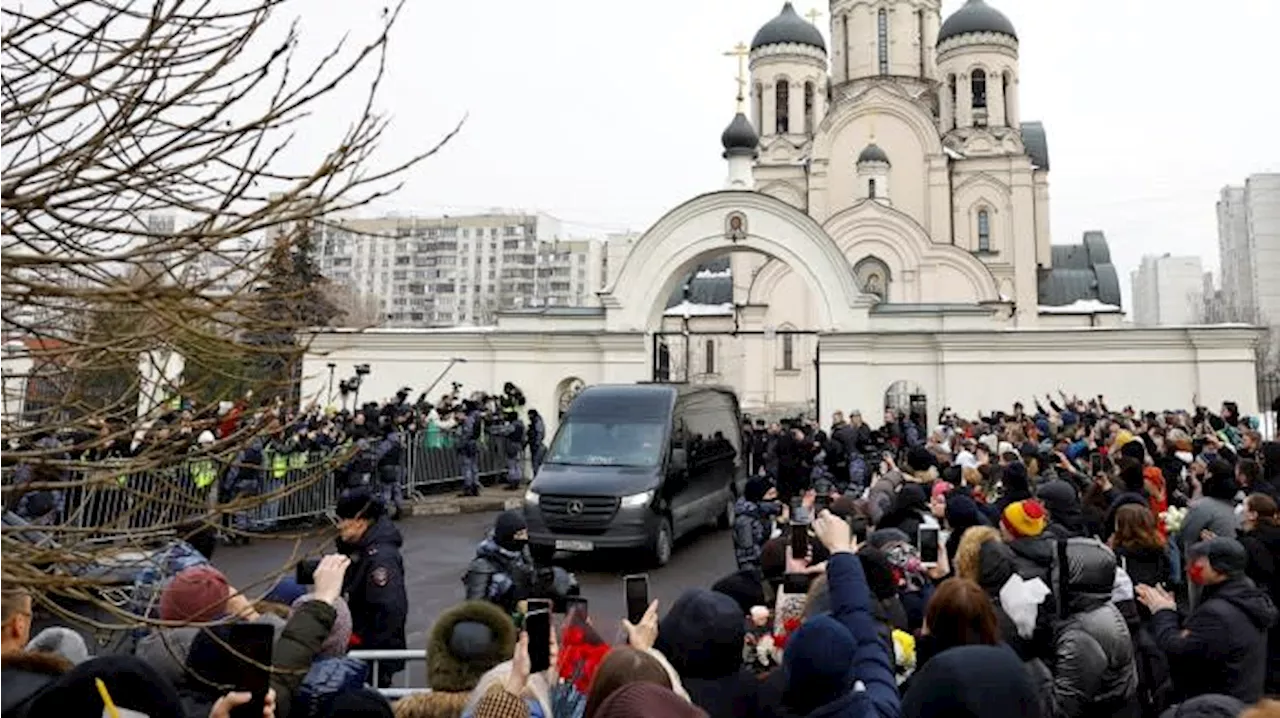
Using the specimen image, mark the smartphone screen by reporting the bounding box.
[187,623,274,718]
[851,516,868,544]
[565,596,588,618]
[917,526,940,565]
[526,598,552,615]
[790,523,809,556]
[525,608,551,673]
[1090,454,1103,475]
[623,574,649,625]
[295,558,319,586]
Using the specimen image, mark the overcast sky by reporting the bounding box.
[289,0,1278,306]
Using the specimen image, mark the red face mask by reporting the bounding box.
[1188,561,1208,586]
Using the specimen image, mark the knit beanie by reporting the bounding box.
[26,627,90,665]
[744,476,770,503]
[930,481,954,500]
[335,488,385,521]
[906,446,935,473]
[159,565,229,623]
[1001,499,1048,539]
[1121,439,1147,463]
[291,594,353,659]
[782,615,858,715]
[594,681,706,718]
[493,510,528,552]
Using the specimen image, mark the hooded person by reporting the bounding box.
[993,462,1034,515]
[1035,477,1086,538]
[1145,537,1278,703]
[463,510,535,616]
[393,600,517,718]
[653,589,759,718]
[901,644,1042,718]
[711,570,769,617]
[942,493,990,565]
[734,477,784,574]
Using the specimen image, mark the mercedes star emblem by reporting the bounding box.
[566,500,584,515]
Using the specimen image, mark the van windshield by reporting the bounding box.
[546,420,665,467]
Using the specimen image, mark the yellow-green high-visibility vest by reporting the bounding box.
[192,459,217,489]
[271,453,288,480]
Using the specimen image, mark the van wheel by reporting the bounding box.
[651,518,674,568]
[716,496,734,530]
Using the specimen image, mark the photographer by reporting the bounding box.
[333,488,407,687]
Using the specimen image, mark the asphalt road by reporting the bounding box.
[215,511,737,689]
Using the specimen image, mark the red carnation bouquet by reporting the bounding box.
[551,610,610,717]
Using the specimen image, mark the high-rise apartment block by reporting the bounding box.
[1130,254,1204,326]
[313,212,603,327]
[1216,174,1280,324]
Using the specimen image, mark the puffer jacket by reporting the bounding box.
[462,536,535,614]
[733,498,782,571]
[292,656,369,718]
[1039,537,1139,718]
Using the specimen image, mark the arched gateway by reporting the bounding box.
[599,191,870,333]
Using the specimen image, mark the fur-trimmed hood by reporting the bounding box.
[426,600,517,694]
[1,650,73,715]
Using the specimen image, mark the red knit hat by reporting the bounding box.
[160,565,230,623]
[1001,499,1048,539]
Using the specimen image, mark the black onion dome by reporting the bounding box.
[857,143,890,165]
[937,0,1018,44]
[751,2,826,52]
[721,112,759,155]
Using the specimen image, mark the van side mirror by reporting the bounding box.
[670,448,688,472]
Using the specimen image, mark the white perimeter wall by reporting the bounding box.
[304,324,1262,431]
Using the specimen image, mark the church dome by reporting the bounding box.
[751,2,826,52]
[857,143,890,165]
[937,0,1018,44]
[721,112,759,155]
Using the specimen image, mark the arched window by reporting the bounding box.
[704,339,716,374]
[868,178,877,199]
[752,83,763,133]
[947,74,957,128]
[877,9,889,75]
[781,334,795,371]
[803,81,815,133]
[775,81,790,134]
[977,209,991,251]
[972,69,987,109]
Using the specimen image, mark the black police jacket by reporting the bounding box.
[339,516,408,660]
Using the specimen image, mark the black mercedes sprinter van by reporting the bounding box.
[523,383,744,566]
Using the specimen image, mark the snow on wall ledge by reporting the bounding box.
[1038,300,1122,314]
[664,301,734,317]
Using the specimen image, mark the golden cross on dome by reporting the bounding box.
[805,8,823,25]
[723,41,750,113]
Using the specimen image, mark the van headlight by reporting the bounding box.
[524,489,540,505]
[619,490,654,509]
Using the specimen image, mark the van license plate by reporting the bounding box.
[555,540,594,552]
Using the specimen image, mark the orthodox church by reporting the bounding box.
[304,0,1258,426]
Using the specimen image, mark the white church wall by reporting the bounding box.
[822,114,929,226]
[819,326,1261,419]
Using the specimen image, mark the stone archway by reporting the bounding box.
[599,191,868,333]
[555,376,586,420]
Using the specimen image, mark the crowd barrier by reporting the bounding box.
[5,432,522,534]
[347,649,431,699]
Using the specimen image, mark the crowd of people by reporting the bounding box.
[3,380,548,529]
[3,392,1280,718]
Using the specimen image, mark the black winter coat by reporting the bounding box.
[1240,523,1280,692]
[0,652,71,718]
[339,516,408,667]
[1150,576,1278,703]
[462,537,534,614]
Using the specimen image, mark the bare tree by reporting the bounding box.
[323,282,386,329]
[1,0,459,633]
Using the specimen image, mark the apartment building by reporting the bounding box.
[1217,174,1280,324]
[1130,254,1204,326]
[313,212,603,327]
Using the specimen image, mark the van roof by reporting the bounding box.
[566,383,738,421]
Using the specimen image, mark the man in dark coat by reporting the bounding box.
[1139,537,1278,703]
[335,489,408,687]
[462,510,535,616]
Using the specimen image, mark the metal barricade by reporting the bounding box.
[347,649,431,699]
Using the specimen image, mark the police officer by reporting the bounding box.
[335,488,407,687]
[374,414,406,518]
[462,510,535,615]
[455,402,482,498]
[527,409,546,476]
[490,410,525,491]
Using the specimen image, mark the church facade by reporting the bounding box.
[303,1,1260,429]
